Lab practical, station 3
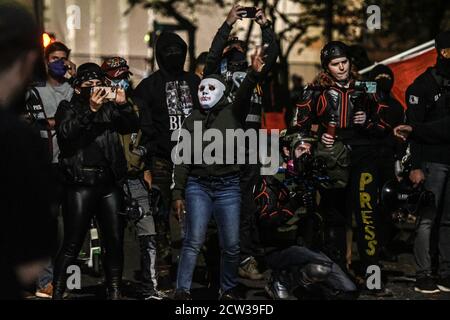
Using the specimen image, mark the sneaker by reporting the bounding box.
[437,277,450,292]
[414,277,440,294]
[35,283,53,299]
[173,290,192,300]
[143,289,169,301]
[238,257,264,280]
[219,288,241,300]
[265,278,291,300]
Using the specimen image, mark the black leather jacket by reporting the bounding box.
[55,95,139,184]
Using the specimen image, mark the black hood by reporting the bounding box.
[155,32,188,76]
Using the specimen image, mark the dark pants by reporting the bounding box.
[53,184,125,295]
[319,188,348,270]
[348,145,381,273]
[266,246,357,295]
[375,147,398,248]
[415,162,450,278]
[239,163,261,260]
[150,158,180,271]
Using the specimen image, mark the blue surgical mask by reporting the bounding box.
[111,79,130,91]
[48,59,67,79]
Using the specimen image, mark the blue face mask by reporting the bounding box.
[48,59,67,78]
[111,79,130,91]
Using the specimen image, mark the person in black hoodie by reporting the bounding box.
[367,64,405,263]
[399,30,450,294]
[134,32,200,281]
[52,63,139,300]
[203,4,279,281]
[171,46,267,300]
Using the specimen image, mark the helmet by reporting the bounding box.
[320,41,350,70]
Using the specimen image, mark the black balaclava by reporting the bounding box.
[155,32,187,76]
[369,64,394,98]
[222,39,248,74]
[435,31,450,78]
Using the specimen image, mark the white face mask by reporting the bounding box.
[198,78,226,110]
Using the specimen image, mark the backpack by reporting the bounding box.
[119,102,145,177]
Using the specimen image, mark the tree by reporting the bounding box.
[126,0,227,71]
[363,0,450,59]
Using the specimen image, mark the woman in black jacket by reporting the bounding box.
[52,63,139,299]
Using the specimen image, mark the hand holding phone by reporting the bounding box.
[240,7,257,19]
[91,87,117,101]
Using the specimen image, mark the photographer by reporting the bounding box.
[394,30,450,294]
[203,3,279,281]
[292,41,391,295]
[24,41,76,299]
[101,56,166,300]
[255,131,357,300]
[52,63,139,299]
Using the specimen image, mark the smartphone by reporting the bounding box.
[240,7,257,19]
[91,86,117,100]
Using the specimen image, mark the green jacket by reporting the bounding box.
[172,71,260,200]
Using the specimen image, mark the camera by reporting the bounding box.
[381,179,434,223]
[119,197,144,222]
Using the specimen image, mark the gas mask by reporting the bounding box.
[198,78,226,110]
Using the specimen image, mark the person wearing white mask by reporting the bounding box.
[171,46,267,300]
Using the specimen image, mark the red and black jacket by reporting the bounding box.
[292,72,388,146]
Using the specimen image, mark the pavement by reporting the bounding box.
[28,222,450,301]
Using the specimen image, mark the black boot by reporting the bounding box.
[106,286,122,300]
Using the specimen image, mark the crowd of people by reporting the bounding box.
[2,1,450,300]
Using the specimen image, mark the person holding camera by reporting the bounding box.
[101,56,167,300]
[395,31,450,294]
[203,3,279,281]
[23,41,76,299]
[292,41,392,295]
[52,63,139,300]
[254,130,357,300]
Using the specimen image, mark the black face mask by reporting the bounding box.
[436,56,450,79]
[224,48,247,72]
[376,77,393,95]
[161,46,185,75]
[78,87,92,101]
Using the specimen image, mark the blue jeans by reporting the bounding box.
[176,174,241,293]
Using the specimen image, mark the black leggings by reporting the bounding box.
[53,184,125,295]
